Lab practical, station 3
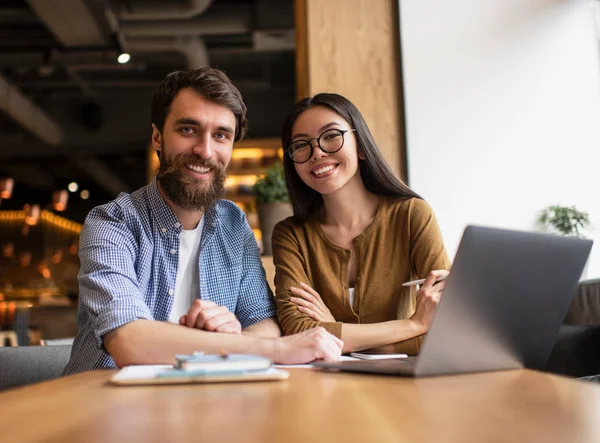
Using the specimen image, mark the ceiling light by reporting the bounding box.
[117,53,131,64]
[68,182,79,193]
[80,190,90,200]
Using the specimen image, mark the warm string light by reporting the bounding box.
[40,211,83,234]
[1,210,81,288]
[0,210,82,233]
[0,211,24,220]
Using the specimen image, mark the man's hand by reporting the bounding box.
[274,327,343,364]
[179,300,242,335]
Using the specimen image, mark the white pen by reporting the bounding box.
[402,274,449,287]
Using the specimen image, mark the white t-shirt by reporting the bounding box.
[349,287,356,309]
[168,217,205,323]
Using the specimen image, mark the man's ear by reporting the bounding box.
[151,124,162,159]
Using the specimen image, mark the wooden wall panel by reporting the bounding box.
[296,0,406,179]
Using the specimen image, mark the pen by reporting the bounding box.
[402,274,449,287]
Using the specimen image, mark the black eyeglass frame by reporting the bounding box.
[287,128,357,164]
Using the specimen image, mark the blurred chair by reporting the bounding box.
[0,345,72,390]
[544,278,600,377]
[564,278,600,326]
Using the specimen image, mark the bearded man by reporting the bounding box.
[64,69,342,374]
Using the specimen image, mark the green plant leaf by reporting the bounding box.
[538,205,591,237]
[253,162,290,204]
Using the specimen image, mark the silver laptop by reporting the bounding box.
[314,225,593,377]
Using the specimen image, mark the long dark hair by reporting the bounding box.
[281,93,421,221]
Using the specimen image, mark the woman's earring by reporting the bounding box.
[358,152,366,160]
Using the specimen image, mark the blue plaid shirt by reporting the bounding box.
[64,179,276,374]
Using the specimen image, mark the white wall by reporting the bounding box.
[400,0,600,278]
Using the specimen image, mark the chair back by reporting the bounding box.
[0,345,72,390]
[565,278,600,325]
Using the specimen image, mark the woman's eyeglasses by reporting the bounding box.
[287,129,357,164]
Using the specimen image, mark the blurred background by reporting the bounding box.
[4,0,598,349]
[0,0,296,344]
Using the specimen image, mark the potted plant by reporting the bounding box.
[538,205,591,237]
[253,162,292,255]
[538,205,592,279]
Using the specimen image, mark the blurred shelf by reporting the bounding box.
[227,195,256,204]
[234,138,282,150]
[228,167,269,176]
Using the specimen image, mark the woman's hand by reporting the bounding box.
[409,270,449,334]
[289,282,336,322]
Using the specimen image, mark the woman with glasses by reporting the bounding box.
[272,93,450,355]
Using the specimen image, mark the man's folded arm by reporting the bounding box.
[103,319,280,367]
[78,208,155,350]
[234,220,280,337]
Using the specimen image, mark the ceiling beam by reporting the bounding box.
[118,0,213,21]
[119,16,250,38]
[0,74,64,146]
[26,0,108,46]
[125,37,209,69]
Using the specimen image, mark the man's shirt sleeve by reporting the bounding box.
[78,204,154,348]
[234,219,277,329]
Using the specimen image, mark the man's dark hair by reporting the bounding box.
[151,68,248,142]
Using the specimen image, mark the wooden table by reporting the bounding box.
[1,368,600,443]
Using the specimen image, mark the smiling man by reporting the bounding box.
[64,69,343,374]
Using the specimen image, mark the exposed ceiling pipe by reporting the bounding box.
[126,37,209,69]
[119,16,250,38]
[118,0,213,21]
[26,0,108,46]
[0,74,64,146]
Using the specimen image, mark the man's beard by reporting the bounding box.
[157,149,227,211]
